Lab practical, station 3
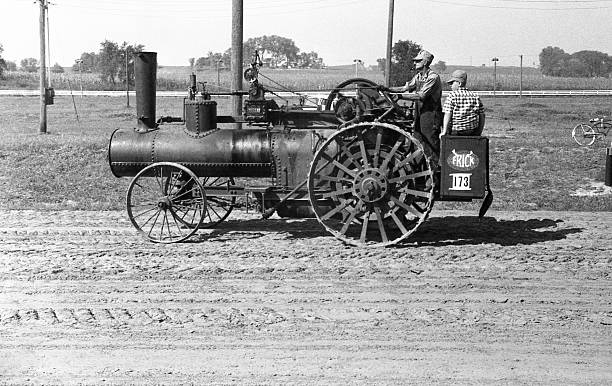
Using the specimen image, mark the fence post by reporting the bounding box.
[606,147,612,187]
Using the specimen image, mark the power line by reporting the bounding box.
[425,0,612,9]
[51,0,366,17]
[495,0,612,3]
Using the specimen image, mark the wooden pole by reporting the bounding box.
[519,54,523,98]
[231,0,243,129]
[491,57,499,97]
[385,0,394,87]
[39,0,47,134]
[126,48,130,107]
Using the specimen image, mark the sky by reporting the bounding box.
[1,0,612,69]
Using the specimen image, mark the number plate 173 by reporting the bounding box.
[449,173,472,191]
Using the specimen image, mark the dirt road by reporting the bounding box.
[0,209,610,384]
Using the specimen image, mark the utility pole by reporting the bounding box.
[125,47,130,107]
[519,54,523,98]
[76,59,83,98]
[353,59,362,77]
[39,0,48,134]
[231,0,243,129]
[385,0,394,87]
[491,57,499,97]
[217,59,223,90]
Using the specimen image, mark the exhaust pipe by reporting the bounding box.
[135,52,157,131]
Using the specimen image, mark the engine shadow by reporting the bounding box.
[197,215,581,247]
[400,216,580,247]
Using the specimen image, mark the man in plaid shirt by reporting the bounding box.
[441,70,485,137]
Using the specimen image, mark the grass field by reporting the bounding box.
[0,93,610,212]
[3,65,612,91]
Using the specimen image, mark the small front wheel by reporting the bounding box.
[572,123,596,146]
[127,162,206,243]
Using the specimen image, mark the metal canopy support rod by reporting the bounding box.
[385,0,394,87]
[231,0,243,129]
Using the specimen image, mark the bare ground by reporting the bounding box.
[0,209,610,385]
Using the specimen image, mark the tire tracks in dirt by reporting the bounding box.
[0,209,611,384]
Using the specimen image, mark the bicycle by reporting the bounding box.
[572,116,611,146]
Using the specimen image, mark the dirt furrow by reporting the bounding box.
[0,209,610,384]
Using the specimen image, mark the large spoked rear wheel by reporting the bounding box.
[127,162,206,243]
[572,123,596,146]
[308,122,435,247]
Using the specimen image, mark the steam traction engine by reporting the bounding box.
[109,52,492,247]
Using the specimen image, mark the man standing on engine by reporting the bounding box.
[386,49,443,161]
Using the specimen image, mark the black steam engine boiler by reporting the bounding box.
[109,52,492,247]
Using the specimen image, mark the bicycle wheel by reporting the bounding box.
[572,123,596,146]
[592,121,611,143]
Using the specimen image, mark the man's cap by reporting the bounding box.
[447,69,467,84]
[413,50,434,64]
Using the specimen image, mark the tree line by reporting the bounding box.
[4,37,609,88]
[73,40,144,86]
[192,35,324,70]
[539,46,611,78]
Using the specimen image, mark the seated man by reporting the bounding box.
[440,70,485,137]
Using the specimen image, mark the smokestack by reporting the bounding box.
[135,52,157,130]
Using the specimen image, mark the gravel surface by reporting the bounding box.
[0,209,611,384]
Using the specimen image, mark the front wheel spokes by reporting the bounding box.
[173,200,204,225]
[199,177,236,228]
[127,162,206,243]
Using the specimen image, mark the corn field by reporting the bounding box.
[2,66,612,91]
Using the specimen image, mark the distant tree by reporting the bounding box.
[197,38,323,71]
[432,60,447,73]
[0,44,7,78]
[571,50,611,77]
[566,58,588,77]
[188,57,195,70]
[196,51,229,70]
[92,40,143,86]
[539,46,570,77]
[117,42,144,86]
[20,57,39,73]
[51,63,64,73]
[195,57,207,68]
[297,51,323,68]
[72,52,97,73]
[6,61,16,72]
[243,35,299,67]
[539,46,612,78]
[390,39,422,86]
[97,40,120,85]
